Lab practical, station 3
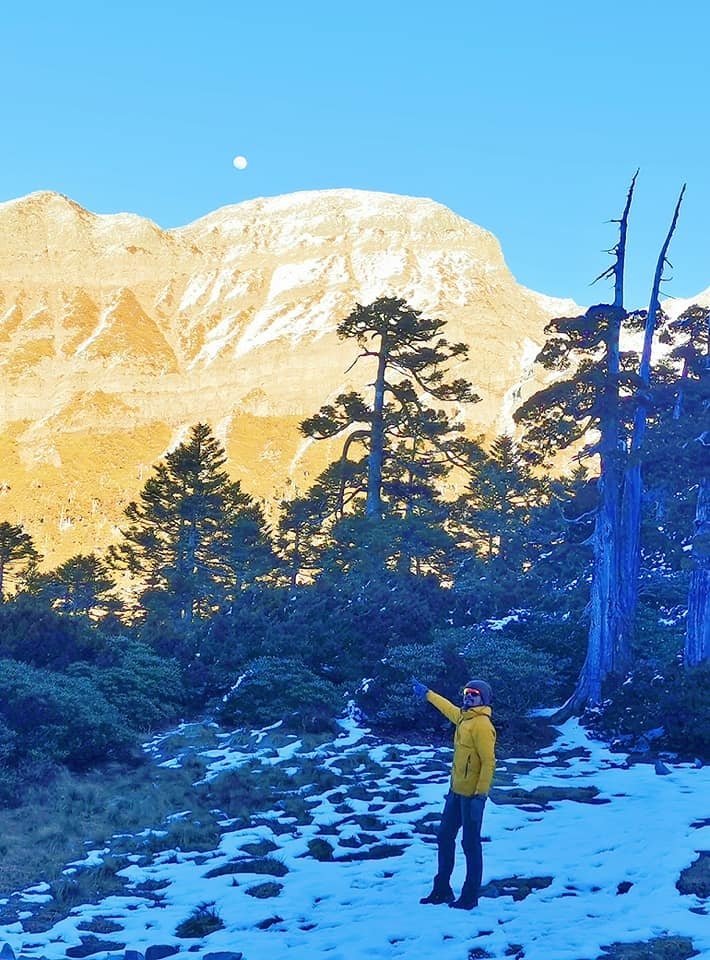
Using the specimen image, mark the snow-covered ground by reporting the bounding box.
[0,718,707,960]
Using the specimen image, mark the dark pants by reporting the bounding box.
[435,790,485,895]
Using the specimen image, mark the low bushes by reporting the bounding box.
[68,635,185,731]
[593,658,710,759]
[0,658,131,770]
[354,623,563,753]
[0,635,185,787]
[217,656,342,732]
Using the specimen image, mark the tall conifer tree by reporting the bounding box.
[112,423,274,621]
[300,297,478,522]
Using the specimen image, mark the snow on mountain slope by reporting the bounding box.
[2,189,706,567]
[0,189,578,566]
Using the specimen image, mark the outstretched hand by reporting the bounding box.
[412,678,428,700]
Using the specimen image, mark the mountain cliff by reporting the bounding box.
[0,188,579,566]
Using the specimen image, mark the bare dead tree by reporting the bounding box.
[618,186,685,660]
[554,174,637,718]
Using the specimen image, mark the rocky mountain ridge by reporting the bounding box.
[0,187,593,565]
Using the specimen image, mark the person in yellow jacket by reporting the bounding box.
[412,677,496,910]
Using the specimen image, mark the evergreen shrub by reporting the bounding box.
[354,632,467,731]
[486,609,585,689]
[593,656,710,759]
[0,594,102,669]
[67,635,185,731]
[217,656,342,731]
[585,606,710,759]
[0,659,132,769]
[354,626,561,752]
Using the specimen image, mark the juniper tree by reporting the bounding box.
[617,186,685,656]
[687,463,709,666]
[678,308,710,666]
[515,177,692,710]
[650,304,710,666]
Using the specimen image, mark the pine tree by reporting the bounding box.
[0,521,40,600]
[277,456,367,584]
[300,297,478,521]
[32,553,118,619]
[455,435,542,562]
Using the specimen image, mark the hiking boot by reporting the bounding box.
[449,891,478,910]
[420,883,455,905]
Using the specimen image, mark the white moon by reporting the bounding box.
[232,155,248,170]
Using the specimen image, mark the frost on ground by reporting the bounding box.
[0,718,707,960]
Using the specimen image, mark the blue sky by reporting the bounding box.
[3,1,708,307]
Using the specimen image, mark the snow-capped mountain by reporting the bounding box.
[7,188,698,566]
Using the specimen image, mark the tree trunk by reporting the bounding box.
[556,175,639,719]
[591,318,624,687]
[556,310,623,719]
[366,335,388,519]
[685,473,710,666]
[618,186,684,663]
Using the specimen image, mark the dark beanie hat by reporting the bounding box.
[465,679,493,706]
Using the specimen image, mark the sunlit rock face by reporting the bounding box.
[0,188,580,566]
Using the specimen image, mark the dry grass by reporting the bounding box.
[175,900,224,939]
[0,757,218,895]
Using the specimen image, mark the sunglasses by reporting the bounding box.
[463,687,481,697]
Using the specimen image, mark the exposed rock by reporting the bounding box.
[65,936,126,957]
[77,917,124,933]
[305,838,335,861]
[0,188,579,566]
[480,875,552,902]
[597,937,699,960]
[239,839,278,857]
[490,785,603,806]
[204,856,288,878]
[245,881,283,898]
[676,851,710,898]
[144,947,180,960]
[335,842,407,862]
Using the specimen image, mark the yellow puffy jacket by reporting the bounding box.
[426,690,496,796]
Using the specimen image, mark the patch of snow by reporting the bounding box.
[661,286,710,320]
[529,290,582,316]
[178,273,214,311]
[497,336,542,433]
[2,719,708,960]
[73,300,114,356]
[268,258,328,299]
[485,613,521,631]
